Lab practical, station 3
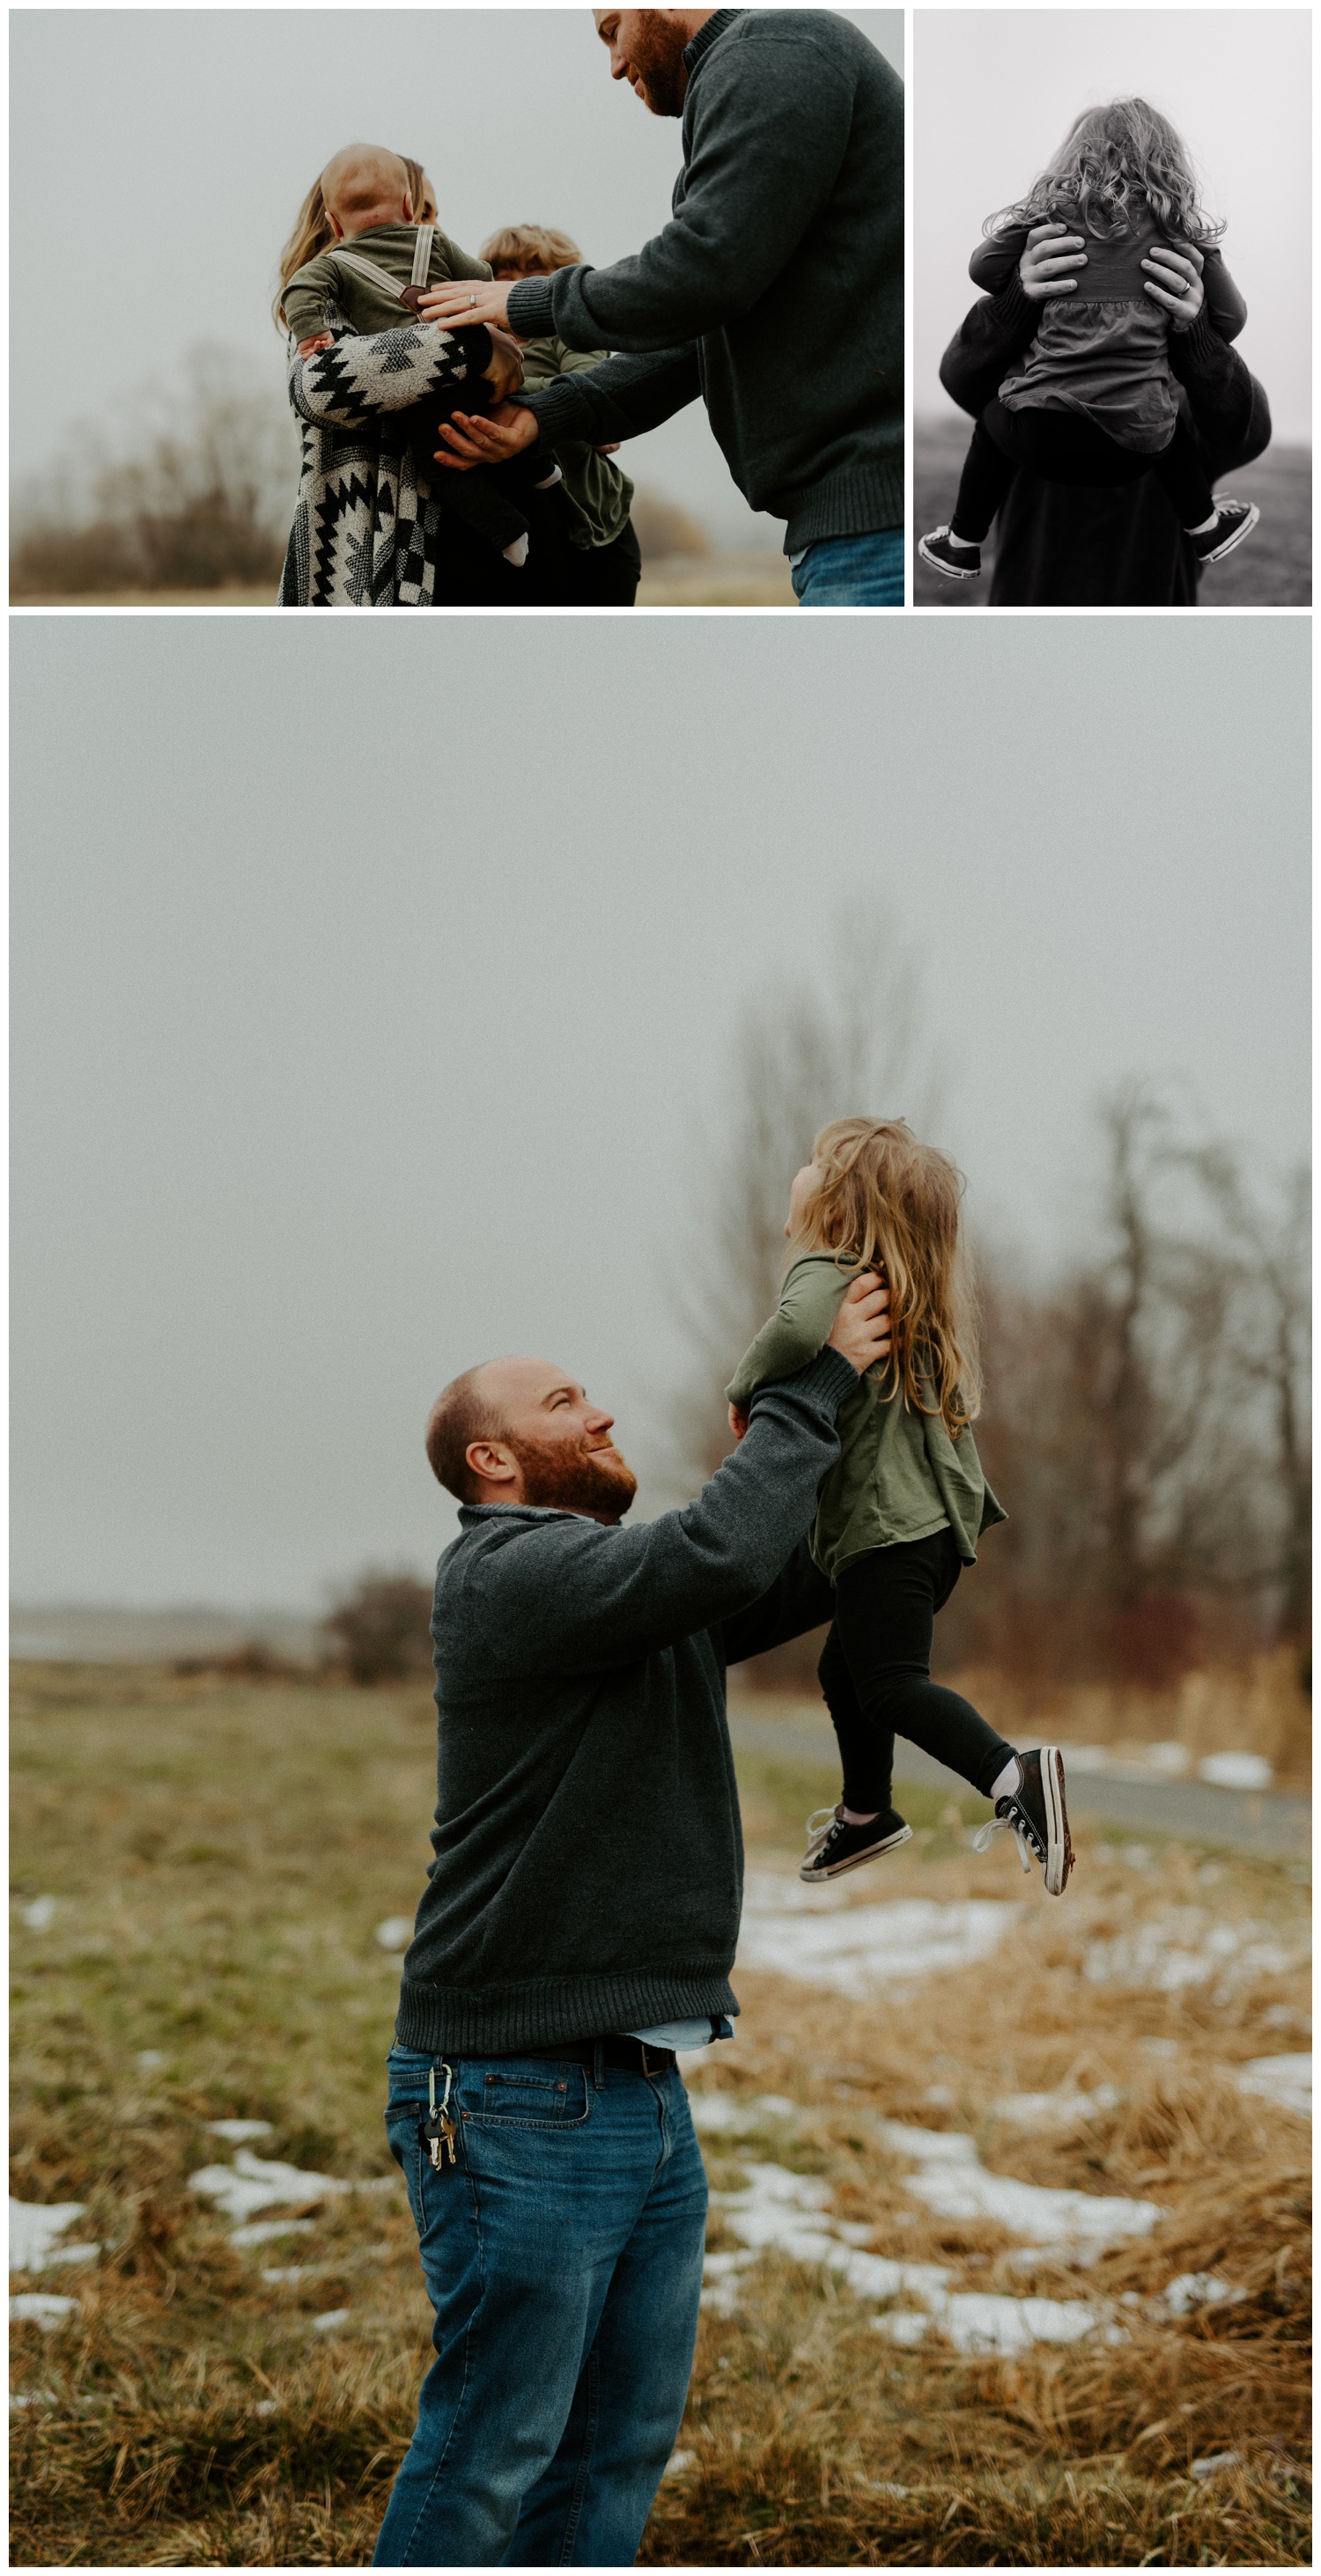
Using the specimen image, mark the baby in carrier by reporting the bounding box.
[921,99,1258,580]
[279,146,560,570]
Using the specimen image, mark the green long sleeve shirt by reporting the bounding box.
[727,1254,1006,1583]
[519,336,634,550]
[282,222,491,346]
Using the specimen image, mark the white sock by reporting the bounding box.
[946,529,978,550]
[842,1805,881,1824]
[1186,509,1220,535]
[502,533,530,567]
[990,1756,1021,1803]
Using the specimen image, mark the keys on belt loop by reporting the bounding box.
[424,2061,456,2171]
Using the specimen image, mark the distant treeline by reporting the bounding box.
[11,342,707,597]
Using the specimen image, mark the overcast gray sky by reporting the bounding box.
[10,6,901,549]
[915,10,1311,441]
[11,614,1309,1614]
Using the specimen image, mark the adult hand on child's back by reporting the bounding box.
[1142,239,1205,330]
[1019,221,1087,300]
[434,402,541,472]
[482,329,526,401]
[727,1403,750,1444]
[827,1272,892,1376]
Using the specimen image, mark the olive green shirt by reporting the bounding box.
[283,223,491,347]
[726,1253,1006,1584]
[520,336,635,550]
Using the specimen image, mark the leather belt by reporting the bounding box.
[483,2035,676,2075]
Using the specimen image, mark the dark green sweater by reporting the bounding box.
[395,1349,854,2055]
[507,9,904,554]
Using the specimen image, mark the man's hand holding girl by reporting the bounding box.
[1141,239,1205,329]
[1018,221,1088,300]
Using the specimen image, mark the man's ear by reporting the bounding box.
[465,1439,519,1489]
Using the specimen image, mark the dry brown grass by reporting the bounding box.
[11,1666,1310,2565]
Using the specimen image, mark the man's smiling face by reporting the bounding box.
[464,1356,639,1523]
[593,10,694,117]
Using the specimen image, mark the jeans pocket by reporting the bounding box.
[461,2059,592,2131]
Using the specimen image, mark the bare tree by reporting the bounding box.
[660,899,943,1497]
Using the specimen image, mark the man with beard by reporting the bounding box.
[372,1277,889,2567]
[420,10,904,605]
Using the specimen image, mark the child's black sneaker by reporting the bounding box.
[800,1803,913,1882]
[1190,499,1258,565]
[919,526,982,580]
[972,1748,1074,1895]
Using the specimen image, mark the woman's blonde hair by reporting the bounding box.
[792,1118,981,1437]
[272,155,437,329]
[986,97,1224,247]
[479,224,583,276]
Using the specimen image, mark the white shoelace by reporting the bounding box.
[971,1812,1037,1874]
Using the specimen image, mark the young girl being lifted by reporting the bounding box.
[727,1119,1074,1894]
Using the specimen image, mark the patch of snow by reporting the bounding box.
[875,2291,1103,2356]
[229,2218,317,2249]
[375,1917,413,1952]
[662,2449,697,2477]
[737,1895,1018,1998]
[21,1895,57,1931]
[1191,2449,1242,2479]
[1160,2272,1242,2317]
[1199,1752,1272,1791]
[1146,1742,1191,1776]
[875,2123,1160,2250]
[992,2087,1120,2127]
[206,2119,275,2144]
[261,2265,314,2282]
[189,2149,395,2225]
[1235,2053,1310,2116]
[11,2293,77,2329]
[709,2165,952,2314]
[9,2202,100,2276]
[688,2092,801,2133]
[253,2400,278,2417]
[137,2050,165,2071]
[1084,1910,1300,1995]
[310,2307,351,2332]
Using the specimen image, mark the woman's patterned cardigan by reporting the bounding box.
[278,318,492,607]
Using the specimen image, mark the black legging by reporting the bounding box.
[817,1528,1014,1814]
[565,517,643,607]
[951,398,1214,544]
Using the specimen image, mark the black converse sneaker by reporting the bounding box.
[919,526,982,580]
[800,1803,913,1883]
[972,1748,1074,1895]
[1190,499,1259,565]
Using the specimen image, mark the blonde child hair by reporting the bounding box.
[479,224,583,276]
[985,96,1225,247]
[272,151,436,330]
[791,1117,981,1437]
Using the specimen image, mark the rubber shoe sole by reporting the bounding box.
[800,1820,913,1882]
[919,533,981,581]
[1037,1745,1074,1895]
[1199,502,1259,565]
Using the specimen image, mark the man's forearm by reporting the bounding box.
[1169,312,1271,475]
[939,276,1039,419]
[516,346,701,447]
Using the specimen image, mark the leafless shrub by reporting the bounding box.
[322,1573,433,1687]
[11,342,297,597]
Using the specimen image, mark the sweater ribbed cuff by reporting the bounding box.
[515,374,593,444]
[1172,309,1220,366]
[991,274,1038,338]
[751,1347,860,1420]
[507,275,557,339]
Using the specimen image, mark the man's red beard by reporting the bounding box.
[621,13,690,116]
[506,1431,638,1521]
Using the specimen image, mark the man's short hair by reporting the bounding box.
[425,1367,506,1502]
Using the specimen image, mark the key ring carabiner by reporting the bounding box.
[428,2061,454,2117]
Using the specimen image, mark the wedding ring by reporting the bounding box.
[469,293,476,307]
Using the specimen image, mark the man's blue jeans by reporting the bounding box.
[372,2044,709,2568]
[792,526,904,606]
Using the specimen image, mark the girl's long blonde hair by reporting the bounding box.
[792,1118,981,1438]
[272,156,438,330]
[986,97,1225,247]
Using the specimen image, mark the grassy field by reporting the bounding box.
[9,556,798,613]
[11,1664,1310,2566]
[914,415,1311,608]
